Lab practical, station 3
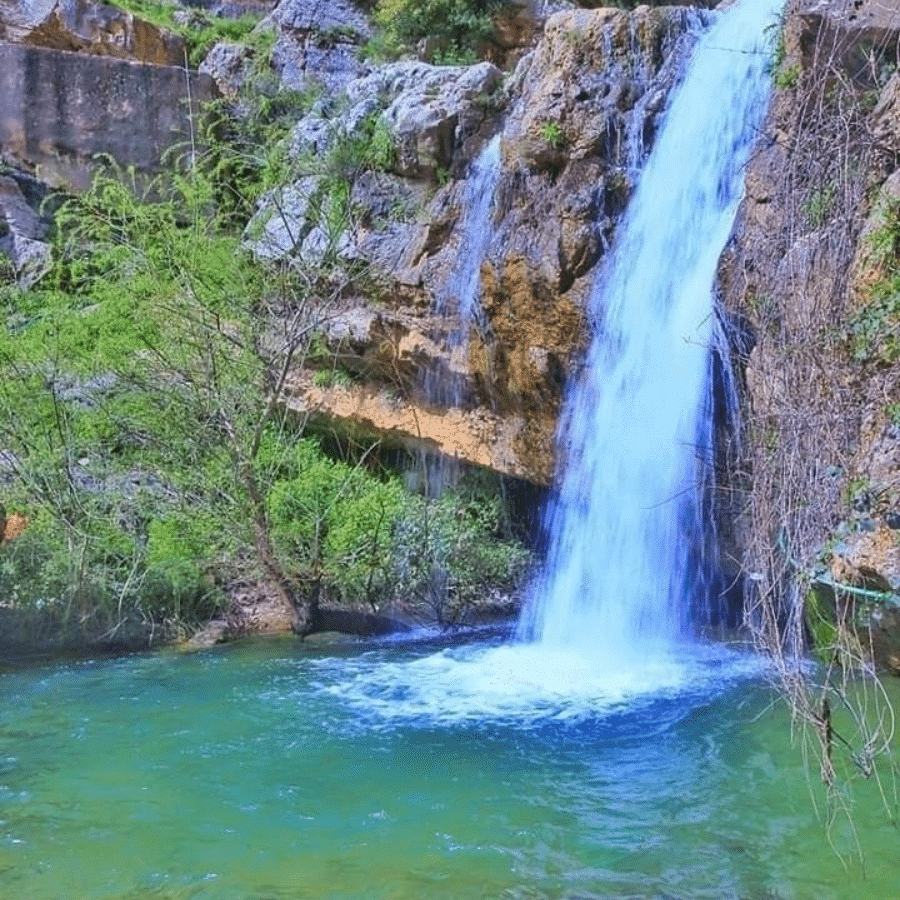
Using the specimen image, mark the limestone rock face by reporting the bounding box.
[784,0,900,81]
[0,41,217,190]
[345,61,504,180]
[720,0,900,666]
[248,4,706,484]
[0,0,186,65]
[265,0,370,94]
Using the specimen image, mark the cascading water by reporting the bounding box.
[420,134,502,494]
[424,134,502,412]
[440,134,502,355]
[517,0,780,663]
[333,0,780,722]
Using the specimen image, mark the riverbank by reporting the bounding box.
[0,574,525,660]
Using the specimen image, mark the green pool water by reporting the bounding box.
[1,631,898,900]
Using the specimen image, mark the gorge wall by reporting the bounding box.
[247,1,712,484]
[719,0,900,667]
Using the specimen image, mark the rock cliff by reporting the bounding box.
[4,0,900,661]
[719,0,900,668]
[247,1,709,484]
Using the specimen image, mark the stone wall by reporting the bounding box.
[0,40,216,190]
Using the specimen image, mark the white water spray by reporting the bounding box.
[518,0,780,662]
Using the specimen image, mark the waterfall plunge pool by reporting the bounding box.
[2,632,898,900]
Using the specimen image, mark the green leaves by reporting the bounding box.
[369,0,503,64]
[847,200,900,365]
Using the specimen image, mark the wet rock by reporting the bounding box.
[867,606,900,675]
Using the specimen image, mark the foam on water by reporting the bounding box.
[317,641,767,727]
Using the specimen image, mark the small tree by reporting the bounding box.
[0,163,354,634]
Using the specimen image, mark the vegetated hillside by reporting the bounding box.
[0,0,548,652]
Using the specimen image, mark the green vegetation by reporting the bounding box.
[847,199,900,364]
[766,9,800,90]
[539,121,566,151]
[0,148,531,638]
[801,183,834,228]
[111,0,264,67]
[774,63,800,90]
[365,0,504,64]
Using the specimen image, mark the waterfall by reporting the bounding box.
[517,0,780,661]
[420,134,502,495]
[332,0,779,725]
[442,134,502,338]
[425,134,502,412]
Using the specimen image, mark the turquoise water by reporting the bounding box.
[1,632,898,900]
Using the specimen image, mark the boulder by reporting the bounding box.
[0,175,51,287]
[346,61,504,180]
[199,39,255,98]
[871,72,900,152]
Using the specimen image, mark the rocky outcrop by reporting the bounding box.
[265,0,372,94]
[0,174,51,286]
[720,0,900,667]
[0,0,187,65]
[249,4,708,483]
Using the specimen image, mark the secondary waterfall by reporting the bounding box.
[425,134,502,412]
[442,134,502,343]
[421,134,502,494]
[518,0,779,658]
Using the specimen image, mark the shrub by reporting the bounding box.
[368,0,503,64]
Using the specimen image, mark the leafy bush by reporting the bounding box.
[266,439,405,605]
[0,119,533,638]
[388,475,533,625]
[368,0,503,64]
